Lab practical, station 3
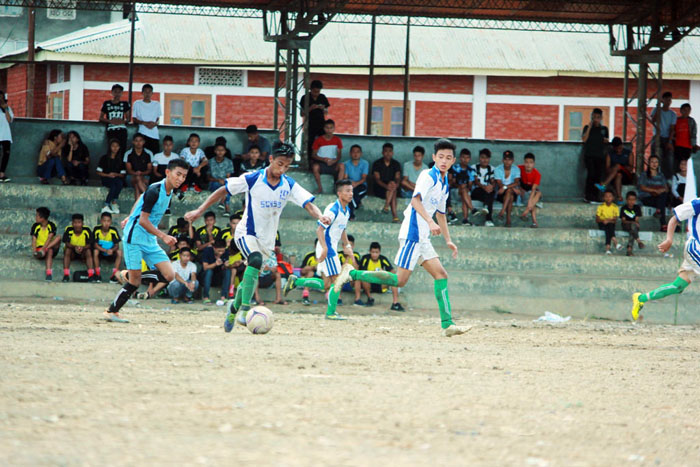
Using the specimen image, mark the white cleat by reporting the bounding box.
[334,263,355,293]
[443,324,472,337]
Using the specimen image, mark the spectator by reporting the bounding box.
[338,144,369,219]
[299,241,320,306]
[651,91,677,177]
[582,108,609,203]
[125,133,153,201]
[137,267,169,301]
[338,234,363,305]
[359,242,402,310]
[61,130,90,185]
[180,133,208,192]
[299,79,330,156]
[37,129,68,185]
[596,189,620,255]
[92,211,122,283]
[674,103,698,168]
[131,84,161,154]
[495,150,522,228]
[518,152,543,228]
[671,158,687,208]
[401,145,428,198]
[620,191,645,256]
[208,142,234,216]
[597,137,634,202]
[168,248,199,304]
[372,142,402,223]
[255,255,286,306]
[638,154,669,231]
[99,83,130,155]
[217,213,241,247]
[151,135,178,183]
[31,206,60,281]
[62,213,95,282]
[0,90,14,182]
[449,148,476,225]
[167,217,194,245]
[200,239,231,305]
[310,119,343,193]
[168,235,193,262]
[96,139,126,214]
[195,211,221,254]
[241,145,266,172]
[245,125,271,160]
[471,148,496,227]
[205,136,234,160]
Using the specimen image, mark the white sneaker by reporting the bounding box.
[101,204,113,214]
[136,292,149,300]
[443,324,472,337]
[334,262,355,293]
[480,208,490,216]
[111,203,120,214]
[485,220,495,227]
[605,250,612,255]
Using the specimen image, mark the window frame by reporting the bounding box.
[563,105,610,142]
[163,93,212,127]
[367,99,410,137]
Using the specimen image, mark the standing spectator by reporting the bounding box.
[37,129,68,185]
[299,79,330,157]
[671,158,687,208]
[151,135,178,183]
[597,137,634,202]
[241,145,266,172]
[195,211,221,254]
[200,239,231,305]
[372,143,402,223]
[132,84,161,154]
[0,90,14,182]
[99,84,130,155]
[471,148,496,227]
[62,214,95,282]
[92,211,122,283]
[31,207,60,281]
[582,108,609,202]
[338,144,369,219]
[96,139,126,214]
[180,133,208,192]
[168,248,199,304]
[359,242,402,310]
[208,142,234,216]
[638,154,669,231]
[401,146,428,198]
[596,189,620,255]
[244,125,271,160]
[61,131,90,185]
[125,133,153,201]
[310,119,343,193]
[651,91,677,178]
[518,153,543,228]
[495,150,522,228]
[205,136,233,160]
[674,103,698,168]
[620,191,645,256]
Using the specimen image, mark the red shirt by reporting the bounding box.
[518,166,541,189]
[676,117,691,148]
[312,135,343,160]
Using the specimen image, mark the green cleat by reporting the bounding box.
[283,274,298,297]
[325,312,347,321]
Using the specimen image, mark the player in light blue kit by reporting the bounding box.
[105,158,189,322]
[185,142,331,332]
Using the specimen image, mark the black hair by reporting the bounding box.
[176,217,187,229]
[324,119,335,126]
[204,211,216,220]
[335,179,352,192]
[48,129,62,141]
[350,144,362,152]
[230,212,242,220]
[187,133,200,144]
[108,138,121,151]
[524,152,535,161]
[603,188,615,196]
[460,148,471,157]
[310,80,323,90]
[66,130,82,146]
[36,207,50,219]
[100,211,112,219]
[162,135,173,144]
[167,158,189,171]
[213,239,226,249]
[347,234,355,242]
[142,83,153,92]
[646,154,660,177]
[662,91,673,99]
[214,142,227,150]
[179,247,192,256]
[382,142,394,151]
[413,145,425,155]
[111,84,124,91]
[248,144,261,153]
[611,137,623,147]
[271,141,295,158]
[177,234,191,246]
[434,138,456,154]
[681,103,691,110]
[132,132,145,141]
[369,242,381,250]
[215,136,227,145]
[72,213,84,221]
[479,148,491,158]
[592,108,603,116]
[626,190,637,198]
[245,125,258,134]
[502,150,514,159]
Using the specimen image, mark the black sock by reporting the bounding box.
[108,283,138,314]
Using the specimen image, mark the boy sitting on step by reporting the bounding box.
[31,206,61,281]
[358,242,402,311]
[595,189,620,255]
[62,213,96,282]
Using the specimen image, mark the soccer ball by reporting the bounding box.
[246,306,274,334]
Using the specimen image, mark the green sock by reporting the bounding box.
[239,265,260,309]
[294,277,325,291]
[349,270,398,287]
[434,278,453,329]
[233,285,243,311]
[639,277,688,303]
[326,287,340,316]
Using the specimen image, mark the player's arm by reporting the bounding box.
[658,215,679,253]
[435,211,458,258]
[139,211,176,246]
[185,186,228,222]
[340,230,353,257]
[316,225,328,263]
[305,202,331,225]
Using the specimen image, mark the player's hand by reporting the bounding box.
[184,209,201,223]
[317,249,327,263]
[215,258,223,266]
[658,238,673,253]
[428,220,441,236]
[447,241,458,258]
[319,215,332,226]
[163,235,177,247]
[120,217,128,229]
[343,245,353,257]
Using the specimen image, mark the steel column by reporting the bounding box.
[127,1,136,107]
[402,18,411,136]
[26,1,35,118]
[366,15,376,135]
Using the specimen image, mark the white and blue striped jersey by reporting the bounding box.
[398,166,449,242]
[674,198,700,262]
[124,180,172,245]
[315,200,350,259]
[225,168,314,250]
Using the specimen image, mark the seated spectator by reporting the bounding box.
[245,125,271,160]
[338,144,369,219]
[449,148,476,225]
[255,255,286,305]
[200,239,231,305]
[596,189,620,254]
[217,213,241,247]
[671,158,687,208]
[168,235,193,262]
[471,148,496,227]
[518,152,543,228]
[131,83,161,154]
[151,135,178,183]
[62,130,90,185]
[168,248,199,304]
[401,145,428,198]
[92,211,122,283]
[225,237,245,299]
[31,206,60,281]
[241,145,266,173]
[125,133,153,201]
[114,264,167,300]
[205,136,233,160]
[180,132,208,192]
[310,119,342,193]
[620,191,645,256]
[495,150,522,228]
[167,217,193,244]
[638,154,669,231]
[208,142,234,216]
[299,240,320,306]
[597,137,634,202]
[359,242,402,311]
[37,129,68,185]
[62,214,95,282]
[195,211,221,255]
[372,143,402,222]
[96,139,126,214]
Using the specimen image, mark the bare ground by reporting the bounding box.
[1,299,700,466]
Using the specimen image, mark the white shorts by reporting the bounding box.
[395,238,438,271]
[318,255,342,278]
[234,234,273,262]
[680,239,700,280]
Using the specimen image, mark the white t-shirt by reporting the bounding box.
[399,166,449,242]
[152,151,179,168]
[132,100,162,139]
[180,147,206,167]
[316,200,350,259]
[0,106,13,142]
[171,260,197,284]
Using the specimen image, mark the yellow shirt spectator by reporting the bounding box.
[596,203,619,221]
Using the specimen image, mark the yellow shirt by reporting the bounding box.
[31,221,57,248]
[596,203,619,221]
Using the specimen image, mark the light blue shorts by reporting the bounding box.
[123,240,169,270]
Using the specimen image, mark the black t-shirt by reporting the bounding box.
[127,150,151,172]
[62,143,90,163]
[582,125,609,159]
[100,100,130,131]
[620,205,642,222]
[372,158,402,184]
[196,225,221,245]
[299,93,330,129]
[97,154,126,175]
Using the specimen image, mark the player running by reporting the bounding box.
[185,142,330,332]
[105,158,189,323]
[335,138,471,337]
[631,198,700,320]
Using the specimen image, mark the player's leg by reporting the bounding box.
[105,241,145,322]
[45,242,57,278]
[632,271,692,320]
[112,249,123,281]
[84,248,96,281]
[63,247,73,281]
[420,257,469,336]
[93,249,101,279]
[323,258,346,319]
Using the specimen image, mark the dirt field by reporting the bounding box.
[1,299,700,466]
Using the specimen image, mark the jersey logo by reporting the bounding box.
[429,197,439,206]
[279,189,290,200]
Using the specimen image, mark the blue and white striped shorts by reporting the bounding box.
[394,238,438,271]
[318,255,342,277]
[233,234,272,262]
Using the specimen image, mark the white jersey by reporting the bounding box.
[315,200,350,259]
[674,199,700,262]
[399,166,449,242]
[226,169,314,251]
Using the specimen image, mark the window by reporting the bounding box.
[564,106,610,141]
[197,68,245,87]
[368,100,408,136]
[48,93,63,120]
[0,6,22,17]
[57,65,65,83]
[164,94,211,127]
[47,0,76,20]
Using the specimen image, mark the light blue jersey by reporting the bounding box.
[124,180,172,245]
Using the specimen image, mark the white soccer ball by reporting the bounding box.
[246,306,274,334]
